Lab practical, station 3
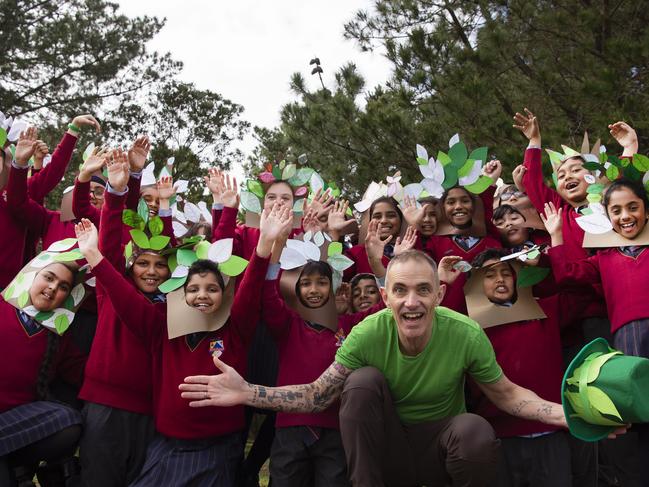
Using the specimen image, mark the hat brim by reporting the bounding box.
[561,337,617,442]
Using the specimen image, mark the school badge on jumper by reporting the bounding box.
[334,329,346,348]
[209,339,224,357]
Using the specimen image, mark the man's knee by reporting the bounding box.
[342,366,385,394]
[445,413,499,459]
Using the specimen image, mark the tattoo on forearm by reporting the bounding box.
[248,362,351,413]
[509,400,559,423]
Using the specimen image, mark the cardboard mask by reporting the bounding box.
[583,220,649,248]
[1,238,89,334]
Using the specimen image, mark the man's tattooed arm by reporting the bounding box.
[476,374,567,428]
[247,362,352,413]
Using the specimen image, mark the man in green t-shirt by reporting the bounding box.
[180,250,569,486]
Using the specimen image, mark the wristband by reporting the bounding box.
[67,123,81,133]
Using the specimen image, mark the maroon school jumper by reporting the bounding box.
[79,190,155,415]
[468,296,580,437]
[91,251,269,439]
[214,206,302,259]
[0,298,86,412]
[343,244,390,282]
[262,277,385,429]
[72,175,142,228]
[0,133,77,288]
[522,147,607,328]
[550,245,649,334]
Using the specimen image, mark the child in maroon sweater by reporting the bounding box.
[262,254,385,486]
[75,202,292,487]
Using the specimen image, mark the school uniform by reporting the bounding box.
[90,244,269,487]
[72,174,142,228]
[262,269,384,487]
[343,244,391,281]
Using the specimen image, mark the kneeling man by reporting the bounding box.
[180,250,568,487]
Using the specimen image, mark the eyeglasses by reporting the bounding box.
[500,190,525,202]
[90,187,106,198]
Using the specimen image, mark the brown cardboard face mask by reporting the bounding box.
[582,219,649,248]
[279,267,339,331]
[463,262,546,329]
[166,276,235,339]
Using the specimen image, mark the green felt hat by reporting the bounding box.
[561,338,649,442]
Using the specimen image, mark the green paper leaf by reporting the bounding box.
[327,253,354,272]
[620,157,630,167]
[632,154,649,172]
[586,351,621,383]
[3,284,15,300]
[0,128,6,147]
[158,277,186,293]
[587,193,602,203]
[9,144,15,159]
[177,248,198,266]
[583,161,602,171]
[240,191,262,214]
[247,180,265,198]
[327,242,343,256]
[130,229,150,249]
[54,313,71,334]
[587,385,624,422]
[195,240,210,260]
[54,249,83,262]
[82,143,95,162]
[464,176,492,194]
[124,241,133,262]
[448,142,468,168]
[282,164,296,180]
[416,157,428,166]
[292,198,305,213]
[148,216,164,236]
[437,151,452,166]
[468,147,488,164]
[149,235,170,251]
[137,199,150,224]
[586,183,605,194]
[122,209,145,230]
[272,166,282,179]
[441,166,458,190]
[279,159,286,170]
[35,311,54,322]
[526,249,540,260]
[167,252,178,273]
[218,255,248,276]
[606,165,619,181]
[457,159,475,177]
[551,173,558,188]
[288,167,314,186]
[18,290,29,308]
[47,238,77,252]
[517,266,550,287]
[63,294,75,311]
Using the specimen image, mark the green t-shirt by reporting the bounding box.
[335,306,503,424]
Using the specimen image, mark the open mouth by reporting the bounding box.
[357,300,373,311]
[41,291,54,301]
[193,302,213,313]
[495,285,509,294]
[306,295,324,305]
[620,221,637,233]
[143,278,159,287]
[565,181,579,191]
[421,224,435,232]
[401,312,424,323]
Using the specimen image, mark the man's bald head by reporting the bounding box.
[385,250,439,289]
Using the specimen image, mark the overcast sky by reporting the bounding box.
[117,1,392,172]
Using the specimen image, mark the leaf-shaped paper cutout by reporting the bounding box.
[282,164,296,180]
[85,276,96,287]
[158,277,186,294]
[247,180,265,198]
[0,127,6,147]
[327,242,343,256]
[71,284,85,306]
[149,235,170,251]
[54,249,83,262]
[272,166,282,179]
[354,199,372,213]
[605,165,619,181]
[526,249,540,260]
[174,180,188,194]
[632,154,649,172]
[586,351,621,383]
[123,209,145,230]
[148,216,164,236]
[171,265,189,278]
[448,133,460,148]
[416,144,428,161]
[218,255,248,276]
[47,238,77,252]
[458,160,482,186]
[328,253,354,272]
[63,294,75,311]
[83,143,95,162]
[166,252,178,274]
[141,162,157,187]
[124,241,133,262]
[575,212,613,234]
[292,198,305,213]
[137,198,150,223]
[34,310,54,322]
[130,229,150,249]
[468,147,488,164]
[448,142,468,168]
[197,201,213,225]
[8,120,27,141]
[3,284,15,300]
[313,231,325,247]
[298,153,308,165]
[586,184,605,194]
[172,221,187,238]
[183,202,202,223]
[240,191,262,214]
[295,239,321,261]
[402,183,424,200]
[289,167,314,186]
[195,240,211,260]
[587,386,624,422]
[177,248,198,266]
[17,289,30,308]
[279,159,286,170]
[280,247,308,270]
[54,313,71,335]
[441,166,458,190]
[32,252,55,268]
[464,175,492,194]
[516,266,550,287]
[259,171,276,184]
[561,145,580,157]
[208,238,233,264]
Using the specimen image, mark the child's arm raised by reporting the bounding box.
[99,150,130,269]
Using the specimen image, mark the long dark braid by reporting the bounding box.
[36,331,61,400]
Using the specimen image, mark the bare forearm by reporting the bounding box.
[368,256,386,278]
[500,387,566,427]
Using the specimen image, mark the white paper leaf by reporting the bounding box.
[421,179,445,198]
[22,305,39,318]
[327,253,354,272]
[141,162,156,187]
[171,265,189,278]
[71,283,85,306]
[313,231,325,247]
[31,252,55,268]
[208,238,233,264]
[172,221,188,238]
[324,232,332,242]
[416,144,428,161]
[448,133,460,148]
[240,191,262,214]
[643,171,649,186]
[197,201,213,225]
[575,213,613,234]
[589,203,606,215]
[584,174,597,184]
[309,172,324,194]
[86,277,96,288]
[8,120,27,141]
[600,145,607,154]
[354,199,372,213]
[47,238,77,252]
[459,159,482,186]
[280,247,308,270]
[583,154,599,163]
[42,154,52,167]
[167,157,175,165]
[603,162,612,170]
[286,239,320,262]
[184,202,202,223]
[174,180,189,194]
[303,231,313,243]
[174,208,187,224]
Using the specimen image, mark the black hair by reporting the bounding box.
[440,186,473,208]
[471,248,513,269]
[492,204,527,222]
[369,196,403,223]
[350,273,378,291]
[36,332,60,400]
[187,222,213,242]
[184,259,225,291]
[417,196,439,207]
[295,261,332,307]
[602,178,649,215]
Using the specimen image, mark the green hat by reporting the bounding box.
[561,338,649,442]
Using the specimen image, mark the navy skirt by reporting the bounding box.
[613,319,649,359]
[0,401,82,456]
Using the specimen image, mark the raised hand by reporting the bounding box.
[70,114,101,133]
[402,195,424,228]
[259,203,293,257]
[220,173,239,209]
[106,149,129,192]
[157,176,176,201]
[511,165,527,193]
[437,256,464,285]
[305,188,333,219]
[540,202,563,243]
[14,127,38,166]
[302,208,322,234]
[513,108,541,146]
[79,146,109,182]
[365,218,392,262]
[128,135,151,172]
[179,355,251,408]
[335,282,351,315]
[394,226,417,256]
[32,140,49,170]
[608,122,638,156]
[74,218,103,267]
[327,200,350,239]
[204,167,224,204]
[482,159,503,183]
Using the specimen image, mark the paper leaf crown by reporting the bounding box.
[1,238,91,335]
[156,237,248,293]
[122,211,172,260]
[0,111,27,147]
